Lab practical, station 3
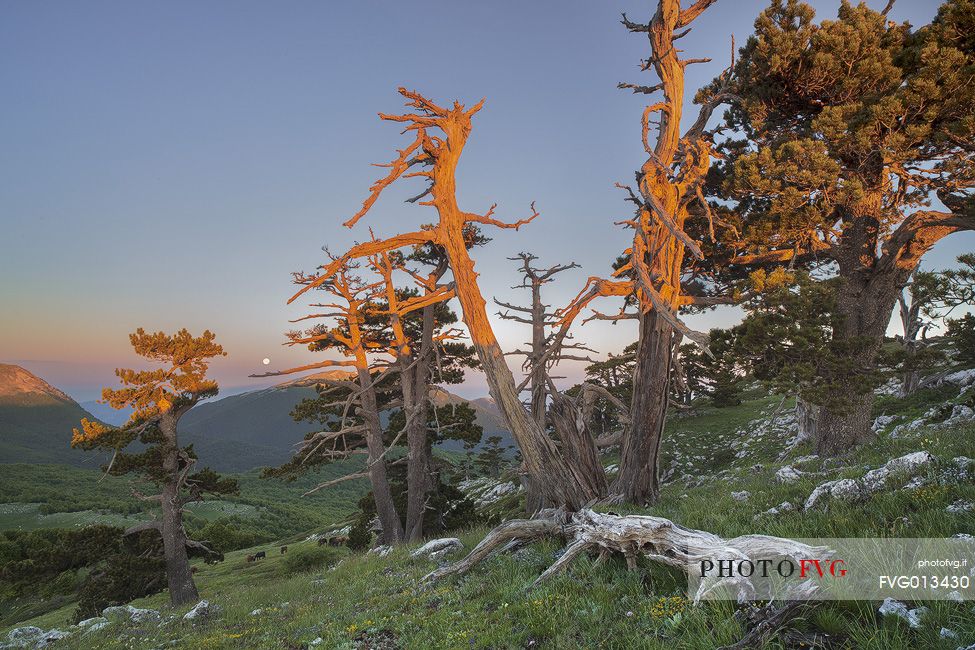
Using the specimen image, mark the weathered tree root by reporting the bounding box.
[423,509,827,604]
[717,601,815,650]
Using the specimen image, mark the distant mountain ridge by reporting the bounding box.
[0,364,107,467]
[179,372,512,472]
[0,365,512,472]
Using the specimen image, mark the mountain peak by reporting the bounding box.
[0,364,74,403]
[273,369,357,389]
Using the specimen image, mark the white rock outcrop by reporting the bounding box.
[411,538,464,560]
[183,600,221,621]
[775,466,803,483]
[861,451,934,492]
[101,604,160,624]
[878,598,927,629]
[804,478,862,510]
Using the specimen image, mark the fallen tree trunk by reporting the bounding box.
[423,509,825,604]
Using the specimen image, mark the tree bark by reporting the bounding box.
[356,366,405,544]
[444,234,599,510]
[817,197,905,454]
[795,398,820,444]
[427,114,601,512]
[158,413,199,606]
[616,309,674,504]
[404,303,434,542]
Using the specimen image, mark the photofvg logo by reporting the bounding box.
[687,538,975,601]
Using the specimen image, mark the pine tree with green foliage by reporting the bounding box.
[947,314,975,365]
[712,0,975,454]
[71,329,236,606]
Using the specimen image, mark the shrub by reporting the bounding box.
[346,519,371,552]
[282,545,343,574]
[947,314,975,365]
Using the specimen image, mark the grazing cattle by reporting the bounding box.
[318,537,328,547]
[246,555,255,563]
[280,546,288,554]
[190,566,199,574]
[253,551,267,560]
[328,536,349,547]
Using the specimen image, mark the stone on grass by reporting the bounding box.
[368,545,393,557]
[753,502,795,521]
[861,451,934,493]
[804,478,861,510]
[947,404,975,424]
[5,627,43,647]
[940,627,959,640]
[878,598,927,629]
[941,368,975,388]
[475,482,519,506]
[872,414,899,431]
[775,466,803,483]
[102,604,160,624]
[947,500,974,514]
[411,538,464,560]
[731,491,750,502]
[183,600,221,621]
[34,630,70,648]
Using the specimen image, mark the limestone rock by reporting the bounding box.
[878,598,927,629]
[102,605,160,624]
[861,451,934,493]
[411,538,463,559]
[183,600,221,621]
[775,466,803,483]
[804,478,861,510]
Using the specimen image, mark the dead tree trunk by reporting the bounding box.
[355,363,405,544]
[617,310,673,504]
[403,305,434,542]
[795,397,820,444]
[267,264,406,542]
[555,1,733,505]
[496,253,592,511]
[292,90,606,511]
[423,508,827,604]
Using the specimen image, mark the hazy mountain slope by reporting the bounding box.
[0,364,511,472]
[180,372,512,472]
[0,364,107,466]
[429,389,513,453]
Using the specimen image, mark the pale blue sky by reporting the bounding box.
[1,0,967,401]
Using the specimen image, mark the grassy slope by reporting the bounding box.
[6,383,975,649]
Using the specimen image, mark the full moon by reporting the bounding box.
[262,358,270,365]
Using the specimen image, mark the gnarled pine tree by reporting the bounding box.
[71,328,236,606]
[714,0,975,454]
[264,261,406,543]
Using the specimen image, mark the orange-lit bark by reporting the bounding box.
[296,89,604,511]
[555,0,728,505]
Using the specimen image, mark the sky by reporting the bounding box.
[1,0,968,402]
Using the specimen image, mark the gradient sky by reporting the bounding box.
[1,0,968,401]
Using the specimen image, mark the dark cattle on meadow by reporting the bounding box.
[253,551,266,560]
[280,546,288,554]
